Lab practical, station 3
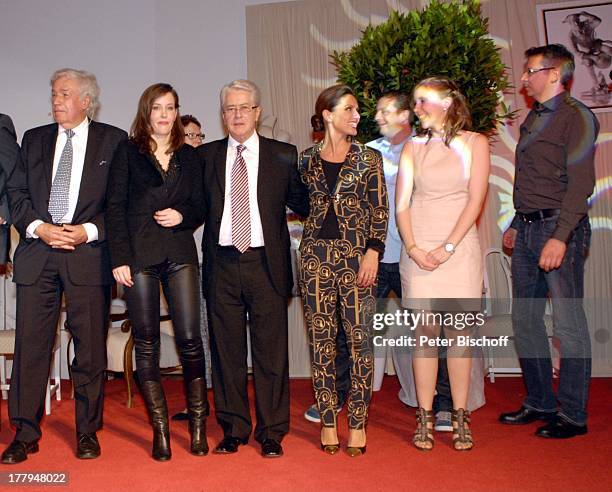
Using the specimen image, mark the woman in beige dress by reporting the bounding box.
[396,77,490,451]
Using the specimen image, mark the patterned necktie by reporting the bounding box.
[48,128,75,224]
[231,144,251,253]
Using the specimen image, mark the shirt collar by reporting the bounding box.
[58,117,90,136]
[534,91,568,114]
[228,131,259,153]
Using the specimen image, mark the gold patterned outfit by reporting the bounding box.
[298,141,388,429]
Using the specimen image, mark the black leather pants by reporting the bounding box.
[126,261,206,384]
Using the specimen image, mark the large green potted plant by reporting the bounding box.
[332,0,514,142]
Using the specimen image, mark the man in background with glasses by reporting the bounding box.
[182,114,205,148]
[500,44,599,439]
[199,79,308,458]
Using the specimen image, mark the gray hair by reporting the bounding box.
[219,79,261,108]
[50,68,101,119]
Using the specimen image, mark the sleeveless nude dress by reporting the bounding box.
[399,132,483,311]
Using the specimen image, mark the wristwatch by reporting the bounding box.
[444,242,455,254]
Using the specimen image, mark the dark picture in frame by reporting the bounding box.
[537,1,612,112]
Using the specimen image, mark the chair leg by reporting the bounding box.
[54,347,61,401]
[67,336,74,400]
[45,381,51,415]
[124,330,135,408]
[0,355,7,400]
[485,346,495,383]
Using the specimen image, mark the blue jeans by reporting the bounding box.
[511,216,591,425]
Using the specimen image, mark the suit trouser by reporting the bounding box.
[300,241,375,429]
[9,250,110,442]
[207,247,289,443]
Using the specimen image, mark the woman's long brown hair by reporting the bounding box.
[130,83,184,155]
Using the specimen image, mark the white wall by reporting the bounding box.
[0,0,296,141]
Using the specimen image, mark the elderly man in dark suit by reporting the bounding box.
[0,114,19,268]
[200,79,308,458]
[2,69,126,464]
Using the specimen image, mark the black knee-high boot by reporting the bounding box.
[141,381,171,461]
[187,377,209,456]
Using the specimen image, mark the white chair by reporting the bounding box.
[105,296,180,408]
[0,327,62,428]
[480,248,553,382]
[105,298,136,407]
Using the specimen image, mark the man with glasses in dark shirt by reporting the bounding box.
[499,44,599,439]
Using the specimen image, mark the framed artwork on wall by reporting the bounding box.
[537,1,612,112]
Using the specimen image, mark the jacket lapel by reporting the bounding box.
[333,141,359,196]
[256,134,271,217]
[214,137,229,197]
[73,120,102,220]
[43,125,59,195]
[309,142,330,195]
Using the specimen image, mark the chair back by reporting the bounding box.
[483,248,512,317]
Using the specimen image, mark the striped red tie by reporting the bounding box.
[231,144,251,253]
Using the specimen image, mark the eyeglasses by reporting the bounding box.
[222,105,259,116]
[525,66,555,76]
[185,132,205,140]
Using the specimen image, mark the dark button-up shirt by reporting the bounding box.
[511,91,599,242]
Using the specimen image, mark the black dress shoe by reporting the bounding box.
[499,406,556,425]
[76,433,101,459]
[1,440,39,464]
[536,418,588,439]
[261,439,283,458]
[213,436,247,454]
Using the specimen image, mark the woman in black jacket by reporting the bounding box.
[106,83,207,461]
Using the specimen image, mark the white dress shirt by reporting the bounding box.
[27,117,98,242]
[218,132,265,247]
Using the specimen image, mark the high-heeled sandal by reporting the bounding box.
[320,425,339,455]
[346,428,366,457]
[413,408,434,451]
[320,442,340,455]
[452,408,474,451]
[346,445,366,457]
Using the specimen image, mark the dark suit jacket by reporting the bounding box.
[7,120,127,285]
[106,140,205,270]
[199,134,309,298]
[0,114,19,264]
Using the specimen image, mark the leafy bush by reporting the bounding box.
[332,0,514,142]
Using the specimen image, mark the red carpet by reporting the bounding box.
[1,376,610,491]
